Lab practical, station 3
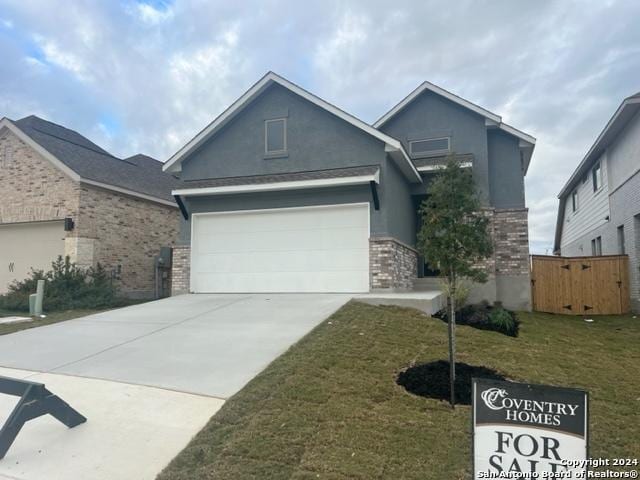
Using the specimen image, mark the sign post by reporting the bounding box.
[473,378,588,479]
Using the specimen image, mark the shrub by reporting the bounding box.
[439,278,470,310]
[489,307,518,337]
[435,301,520,337]
[0,256,126,312]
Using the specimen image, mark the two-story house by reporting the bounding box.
[164,72,535,310]
[554,92,640,311]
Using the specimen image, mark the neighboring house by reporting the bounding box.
[165,72,535,310]
[0,115,179,298]
[554,92,640,311]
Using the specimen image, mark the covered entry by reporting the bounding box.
[190,203,370,293]
[0,221,65,293]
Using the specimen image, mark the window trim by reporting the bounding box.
[571,189,579,212]
[591,236,603,256]
[264,117,287,155]
[591,162,602,192]
[408,136,451,158]
[617,225,625,254]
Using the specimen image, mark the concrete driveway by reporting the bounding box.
[0,294,351,399]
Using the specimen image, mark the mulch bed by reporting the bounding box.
[396,360,507,405]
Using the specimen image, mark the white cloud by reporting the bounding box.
[1,0,638,251]
[33,35,92,82]
[131,2,175,25]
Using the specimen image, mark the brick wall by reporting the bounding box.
[493,208,530,276]
[0,129,80,226]
[370,237,418,290]
[1,127,180,298]
[77,186,180,297]
[171,245,191,295]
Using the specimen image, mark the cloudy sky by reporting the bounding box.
[1,0,639,253]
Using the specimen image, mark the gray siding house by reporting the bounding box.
[165,72,535,310]
[555,92,640,311]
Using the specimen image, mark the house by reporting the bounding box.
[0,115,179,298]
[164,72,535,310]
[554,92,640,311]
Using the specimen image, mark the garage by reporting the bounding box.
[190,203,370,293]
[0,220,65,293]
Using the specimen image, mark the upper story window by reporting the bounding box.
[265,118,287,155]
[409,136,450,157]
[592,162,602,192]
[571,189,578,212]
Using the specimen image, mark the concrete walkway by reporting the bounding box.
[0,367,223,480]
[0,294,350,398]
[0,294,350,479]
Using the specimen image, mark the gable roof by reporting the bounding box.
[557,92,640,199]
[1,115,177,206]
[163,71,422,183]
[553,91,640,253]
[373,81,536,173]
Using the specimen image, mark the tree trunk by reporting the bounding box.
[448,273,457,408]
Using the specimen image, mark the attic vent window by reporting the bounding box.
[409,137,450,157]
[265,118,287,155]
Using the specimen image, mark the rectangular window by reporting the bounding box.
[617,225,625,254]
[591,236,602,256]
[409,137,450,157]
[592,162,602,192]
[571,190,578,212]
[265,118,286,154]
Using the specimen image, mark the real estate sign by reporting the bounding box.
[473,378,588,479]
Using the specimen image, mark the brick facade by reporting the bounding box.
[0,128,179,298]
[369,237,418,290]
[76,186,179,297]
[171,246,191,295]
[492,208,530,276]
[0,129,80,225]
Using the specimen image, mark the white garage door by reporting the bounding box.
[0,221,65,294]
[191,204,370,293]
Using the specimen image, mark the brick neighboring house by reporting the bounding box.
[0,115,179,298]
[164,72,535,310]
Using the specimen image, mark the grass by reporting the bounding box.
[158,301,640,480]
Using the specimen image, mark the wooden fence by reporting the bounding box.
[531,255,630,315]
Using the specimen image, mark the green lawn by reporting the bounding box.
[158,301,640,480]
[0,308,108,336]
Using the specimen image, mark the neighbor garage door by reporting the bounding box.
[0,221,65,294]
[191,204,369,293]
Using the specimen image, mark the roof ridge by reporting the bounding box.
[26,125,139,167]
[125,153,163,164]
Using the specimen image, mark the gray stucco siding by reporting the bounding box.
[177,184,376,244]
[487,130,526,209]
[181,83,387,181]
[379,90,491,203]
[176,155,418,248]
[379,155,417,246]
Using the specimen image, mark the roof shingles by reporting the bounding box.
[12,116,177,203]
